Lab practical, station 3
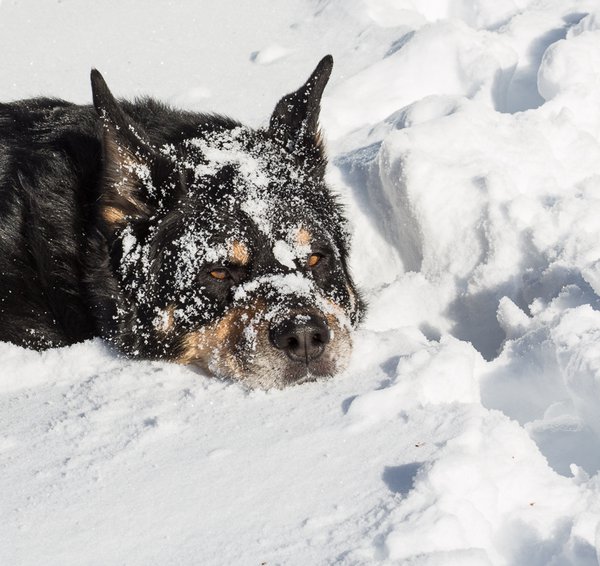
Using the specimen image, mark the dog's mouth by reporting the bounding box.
[177,303,352,389]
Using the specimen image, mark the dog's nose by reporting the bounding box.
[269,314,330,364]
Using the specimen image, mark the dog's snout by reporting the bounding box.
[269,314,330,364]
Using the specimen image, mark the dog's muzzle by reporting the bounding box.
[269,313,330,366]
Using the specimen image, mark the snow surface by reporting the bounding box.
[2,0,600,564]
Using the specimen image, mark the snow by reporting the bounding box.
[2,0,600,564]
[273,239,298,269]
[251,44,292,65]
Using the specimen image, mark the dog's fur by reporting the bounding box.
[0,56,364,388]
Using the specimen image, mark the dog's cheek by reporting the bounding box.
[172,303,265,381]
[175,311,242,375]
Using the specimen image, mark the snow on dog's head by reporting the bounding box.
[88,56,364,388]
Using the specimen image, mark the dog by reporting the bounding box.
[0,56,364,388]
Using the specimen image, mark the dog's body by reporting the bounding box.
[0,57,363,387]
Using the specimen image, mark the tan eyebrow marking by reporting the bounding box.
[295,227,312,246]
[229,240,250,265]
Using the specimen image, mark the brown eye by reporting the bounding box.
[209,268,229,280]
[307,253,322,268]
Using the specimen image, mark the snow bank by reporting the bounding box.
[2,0,600,564]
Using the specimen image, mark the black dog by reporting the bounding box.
[0,56,364,388]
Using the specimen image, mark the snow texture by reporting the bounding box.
[2,0,600,564]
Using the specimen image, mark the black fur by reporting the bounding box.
[0,56,364,387]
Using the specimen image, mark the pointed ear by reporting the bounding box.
[268,55,333,165]
[91,69,154,230]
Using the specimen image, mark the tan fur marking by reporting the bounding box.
[176,333,200,365]
[176,307,247,368]
[177,329,209,366]
[230,240,250,265]
[295,227,312,247]
[175,300,271,378]
[101,205,127,225]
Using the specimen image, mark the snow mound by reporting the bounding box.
[538,19,600,101]
[325,19,517,137]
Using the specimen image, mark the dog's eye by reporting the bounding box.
[209,268,230,281]
[307,253,322,268]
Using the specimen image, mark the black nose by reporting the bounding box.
[269,314,330,364]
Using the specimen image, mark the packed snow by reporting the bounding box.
[2,0,600,564]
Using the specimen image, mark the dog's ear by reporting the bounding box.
[91,69,154,230]
[269,55,333,167]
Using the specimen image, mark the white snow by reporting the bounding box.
[273,239,297,269]
[251,44,291,65]
[2,0,600,564]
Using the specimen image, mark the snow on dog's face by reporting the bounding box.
[90,57,364,388]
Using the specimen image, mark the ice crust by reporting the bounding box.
[2,1,600,565]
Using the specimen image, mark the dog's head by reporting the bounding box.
[88,56,364,388]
